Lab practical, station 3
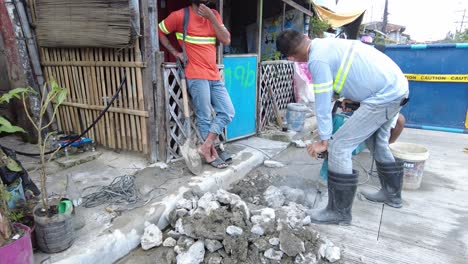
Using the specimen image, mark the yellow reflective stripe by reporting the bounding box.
[313,81,333,88]
[175,32,216,44]
[335,49,356,94]
[333,45,352,92]
[314,87,333,94]
[159,21,170,34]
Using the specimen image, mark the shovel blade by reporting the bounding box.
[180,140,203,175]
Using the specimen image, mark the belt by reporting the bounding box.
[400,97,409,106]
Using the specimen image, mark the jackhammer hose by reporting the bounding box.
[4,75,127,157]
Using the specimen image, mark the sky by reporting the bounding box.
[314,0,468,41]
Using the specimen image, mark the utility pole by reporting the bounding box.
[454,9,466,32]
[382,0,389,33]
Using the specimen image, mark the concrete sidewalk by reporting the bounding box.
[30,137,291,264]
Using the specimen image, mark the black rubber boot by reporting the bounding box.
[361,161,403,208]
[307,170,358,225]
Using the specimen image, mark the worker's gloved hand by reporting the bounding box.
[306,141,328,159]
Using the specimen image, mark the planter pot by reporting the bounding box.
[33,202,75,253]
[0,223,33,264]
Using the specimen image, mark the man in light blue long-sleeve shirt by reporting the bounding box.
[276,29,409,225]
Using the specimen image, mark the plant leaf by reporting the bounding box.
[6,158,22,172]
[0,117,25,133]
[0,87,32,104]
[54,89,68,105]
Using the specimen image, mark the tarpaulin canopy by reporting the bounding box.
[312,3,365,28]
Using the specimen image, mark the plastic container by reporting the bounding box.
[286,103,308,132]
[7,178,26,209]
[0,223,33,264]
[390,142,430,190]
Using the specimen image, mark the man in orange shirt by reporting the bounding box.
[158,0,234,168]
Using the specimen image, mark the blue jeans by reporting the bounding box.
[328,94,408,174]
[186,79,235,140]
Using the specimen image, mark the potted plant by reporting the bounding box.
[19,81,75,253]
[310,16,331,38]
[0,88,34,263]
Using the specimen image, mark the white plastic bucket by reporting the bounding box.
[390,142,430,190]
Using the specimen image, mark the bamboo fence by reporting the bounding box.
[39,40,149,153]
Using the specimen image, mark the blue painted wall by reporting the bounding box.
[223,55,258,140]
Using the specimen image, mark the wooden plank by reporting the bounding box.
[78,48,94,140]
[104,49,116,149]
[98,48,112,149]
[69,48,86,135]
[281,0,314,17]
[108,49,121,149]
[89,48,106,145]
[124,48,138,151]
[134,39,149,154]
[41,60,146,68]
[60,48,80,133]
[129,45,143,152]
[141,0,159,161]
[51,48,71,133]
[114,50,127,150]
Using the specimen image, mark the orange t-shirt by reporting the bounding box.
[158,7,223,80]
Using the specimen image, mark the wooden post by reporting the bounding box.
[141,0,160,162]
[0,0,40,142]
[256,0,263,59]
[217,0,224,64]
[256,0,263,133]
[156,52,167,162]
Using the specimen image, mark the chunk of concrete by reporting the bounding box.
[232,200,250,220]
[176,241,205,264]
[261,208,276,220]
[176,199,193,210]
[264,160,285,168]
[175,218,186,235]
[198,193,220,215]
[226,225,243,236]
[280,186,305,204]
[264,248,284,261]
[141,224,163,250]
[279,231,305,257]
[325,246,341,263]
[317,239,340,262]
[215,189,241,205]
[205,239,223,253]
[163,237,177,247]
[302,216,311,226]
[251,225,265,236]
[269,237,280,246]
[253,238,270,252]
[264,186,285,208]
[167,230,182,240]
[295,252,317,264]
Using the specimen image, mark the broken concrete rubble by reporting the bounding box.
[146,189,340,263]
[264,160,285,168]
[226,225,243,236]
[205,239,223,253]
[264,185,286,208]
[176,241,205,264]
[140,223,163,250]
[163,237,177,247]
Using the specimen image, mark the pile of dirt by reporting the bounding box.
[141,188,341,264]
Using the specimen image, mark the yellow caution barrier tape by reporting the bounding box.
[404,74,468,82]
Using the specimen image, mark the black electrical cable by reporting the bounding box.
[5,75,127,157]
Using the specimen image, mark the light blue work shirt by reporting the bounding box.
[308,38,409,140]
